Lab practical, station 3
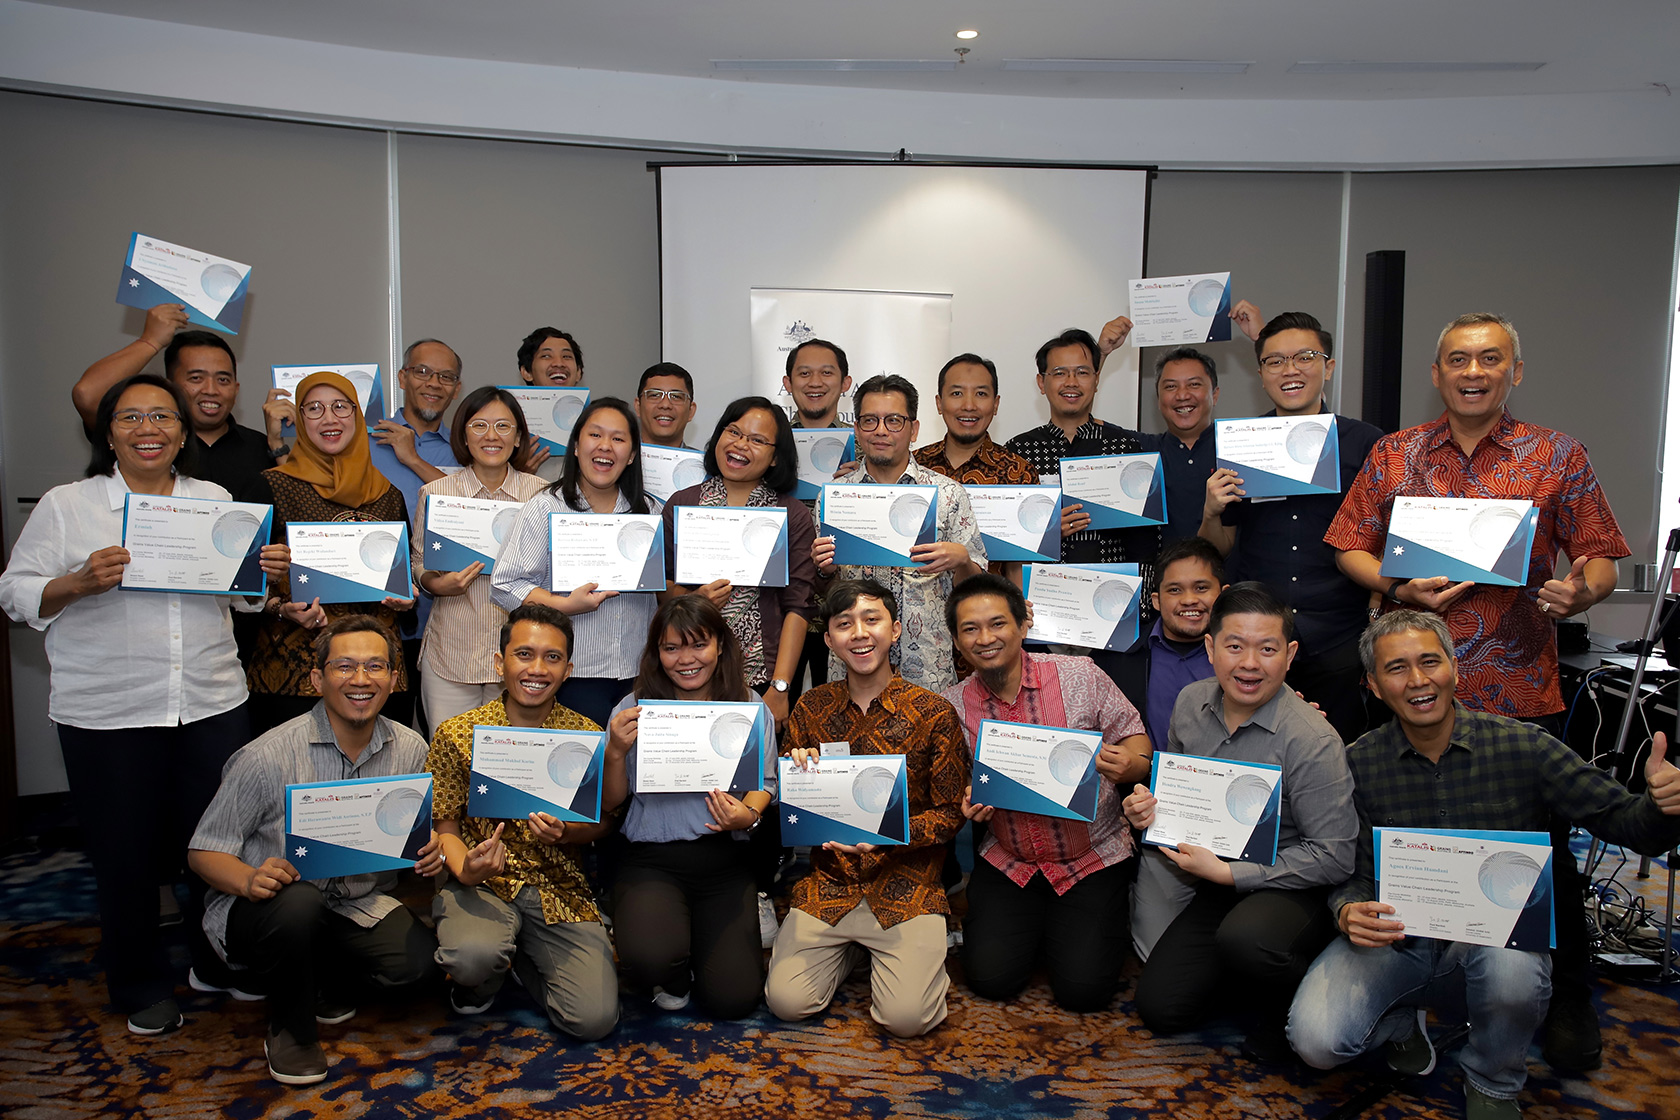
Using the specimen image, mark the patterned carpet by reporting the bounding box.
[1,844,1676,1120]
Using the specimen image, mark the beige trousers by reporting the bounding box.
[764,900,949,1037]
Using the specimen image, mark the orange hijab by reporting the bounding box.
[274,371,392,509]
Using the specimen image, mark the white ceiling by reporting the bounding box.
[24,0,1680,101]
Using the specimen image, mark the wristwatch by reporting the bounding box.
[1385,577,1407,603]
[269,442,291,458]
[770,678,791,694]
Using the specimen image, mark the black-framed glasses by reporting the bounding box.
[1259,350,1330,373]
[640,388,692,403]
[402,364,461,385]
[466,419,518,436]
[112,409,182,429]
[856,414,909,432]
[301,399,357,419]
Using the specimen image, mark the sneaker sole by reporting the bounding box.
[264,1039,328,1086]
[126,1014,184,1037]
[314,1009,357,1026]
[451,999,494,1016]
[188,968,264,1002]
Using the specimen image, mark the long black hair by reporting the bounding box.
[550,396,652,514]
[701,396,799,495]
[86,373,198,479]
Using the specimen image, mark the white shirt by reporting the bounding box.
[0,473,250,729]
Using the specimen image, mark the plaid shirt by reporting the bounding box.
[943,652,1146,894]
[783,677,969,928]
[1331,703,1680,915]
[1006,419,1161,575]
[1325,409,1628,717]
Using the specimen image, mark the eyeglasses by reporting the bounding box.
[1046,365,1096,381]
[402,364,461,385]
[324,658,392,680]
[723,424,775,450]
[301,399,357,419]
[466,419,518,436]
[640,389,692,403]
[112,409,183,429]
[856,414,909,433]
[1259,350,1330,373]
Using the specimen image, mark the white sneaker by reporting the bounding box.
[757,892,780,949]
[652,987,691,1011]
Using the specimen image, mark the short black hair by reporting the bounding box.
[853,373,920,421]
[936,353,998,394]
[1035,328,1101,375]
[945,572,1027,637]
[784,338,848,379]
[702,396,799,495]
[163,330,236,379]
[449,386,531,468]
[822,578,899,625]
[1155,536,1225,588]
[517,327,581,376]
[312,615,400,670]
[638,361,694,397]
[499,602,575,660]
[86,374,199,479]
[1254,311,1333,363]
[1154,346,1218,389]
[1207,581,1293,642]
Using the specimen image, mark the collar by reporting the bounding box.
[307,701,391,764]
[1388,699,1477,761]
[969,649,1045,703]
[1148,618,1207,658]
[100,471,130,511]
[1424,409,1517,455]
[846,460,919,486]
[1202,682,1286,734]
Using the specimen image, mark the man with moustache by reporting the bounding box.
[784,337,854,699]
[634,362,699,449]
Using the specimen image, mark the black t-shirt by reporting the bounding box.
[193,423,277,505]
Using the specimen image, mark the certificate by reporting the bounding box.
[967,485,1062,563]
[547,513,666,593]
[423,494,519,571]
[778,755,910,847]
[273,363,385,433]
[120,494,271,597]
[467,725,606,824]
[1375,828,1556,950]
[1380,497,1539,587]
[1127,271,1233,346]
[1143,752,1282,865]
[1059,453,1166,529]
[284,773,433,881]
[792,428,856,500]
[641,444,707,502]
[117,232,250,334]
[633,700,770,795]
[1214,414,1341,498]
[674,506,790,587]
[287,521,413,603]
[818,483,938,567]
[503,386,590,454]
[1023,563,1142,651]
[972,719,1103,822]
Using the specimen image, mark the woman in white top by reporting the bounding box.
[412,387,547,727]
[0,375,288,1036]
[491,397,662,729]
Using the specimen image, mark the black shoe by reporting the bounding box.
[314,997,357,1026]
[1381,1008,1437,1076]
[1240,1019,1296,1064]
[126,997,184,1036]
[264,1028,328,1086]
[1542,996,1602,1073]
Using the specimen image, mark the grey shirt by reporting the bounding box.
[191,703,430,960]
[1132,677,1358,960]
[615,690,778,844]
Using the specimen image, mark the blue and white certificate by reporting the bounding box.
[284,773,433,881]
[1059,453,1166,529]
[819,483,938,567]
[120,494,271,597]
[973,719,1103,822]
[1023,563,1143,651]
[287,521,413,603]
[272,364,385,433]
[1380,497,1539,587]
[967,485,1062,563]
[117,232,250,334]
[674,506,789,587]
[1143,752,1282,865]
[779,755,910,847]
[467,725,605,824]
[641,444,707,502]
[1375,827,1555,951]
[1214,415,1341,498]
[503,386,590,454]
[633,700,770,795]
[792,429,856,499]
[1127,271,1233,346]
[547,513,666,593]
[423,494,520,572]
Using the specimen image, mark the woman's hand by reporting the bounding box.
[703,790,760,832]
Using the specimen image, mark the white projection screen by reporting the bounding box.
[658,163,1150,444]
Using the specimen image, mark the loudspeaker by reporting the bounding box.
[1362,250,1406,434]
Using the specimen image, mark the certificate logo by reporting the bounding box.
[673,459,707,489]
[742,516,783,558]
[1285,420,1330,465]
[708,712,756,760]
[1119,461,1155,500]
[1187,278,1226,317]
[359,530,401,574]
[851,765,898,814]
[1223,774,1274,826]
[1469,505,1523,550]
[546,741,596,786]
[807,436,846,474]
[212,510,263,558]
[1047,740,1094,786]
[1017,493,1056,534]
[616,520,656,560]
[374,786,424,835]
[888,493,931,536]
[491,506,519,544]
[1477,850,1545,910]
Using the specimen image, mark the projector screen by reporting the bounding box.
[658,163,1150,445]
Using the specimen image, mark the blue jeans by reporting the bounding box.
[1288,935,1551,1099]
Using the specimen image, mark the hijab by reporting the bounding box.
[273,371,392,508]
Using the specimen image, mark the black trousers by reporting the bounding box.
[56,704,249,1012]
[1286,636,1370,744]
[224,881,437,1042]
[1515,711,1592,1007]
[613,834,764,1020]
[962,856,1134,1013]
[1135,883,1334,1034]
[789,628,829,704]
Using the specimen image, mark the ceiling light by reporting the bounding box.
[1003,58,1252,74]
[712,59,957,72]
[1289,60,1545,74]
[956,30,979,40]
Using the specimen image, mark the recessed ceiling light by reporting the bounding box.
[1289,60,1545,74]
[712,59,958,72]
[956,29,979,40]
[1003,58,1252,74]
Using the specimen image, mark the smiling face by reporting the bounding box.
[301,384,356,456]
[464,398,519,469]
[1157,358,1218,441]
[171,345,238,435]
[824,595,902,679]
[523,335,580,386]
[1432,322,1523,429]
[495,619,572,719]
[1257,328,1333,417]
[1367,626,1458,734]
[855,390,918,473]
[1206,611,1296,722]
[952,593,1025,680]
[636,374,696,447]
[658,625,721,698]
[310,630,395,730]
[935,362,999,446]
[1151,556,1224,643]
[1037,343,1099,425]
[109,382,186,481]
[782,345,851,424]
[573,407,635,492]
[716,406,780,486]
[399,340,461,423]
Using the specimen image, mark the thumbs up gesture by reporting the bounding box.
[1538,555,1595,618]
[1647,732,1680,814]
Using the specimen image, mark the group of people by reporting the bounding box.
[3,300,1677,1120]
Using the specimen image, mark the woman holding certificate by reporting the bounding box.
[491,397,662,728]
[0,374,288,1036]
[411,387,547,726]
[246,371,416,733]
[600,595,776,1019]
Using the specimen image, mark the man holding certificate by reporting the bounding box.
[1289,611,1680,1119]
[189,617,444,1087]
[424,604,619,1040]
[941,574,1152,1012]
[765,580,969,1037]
